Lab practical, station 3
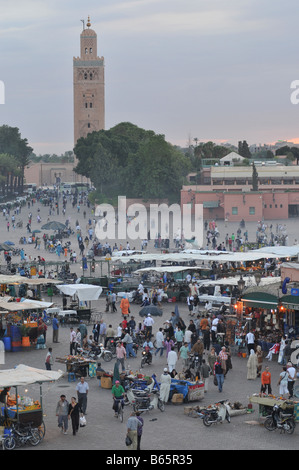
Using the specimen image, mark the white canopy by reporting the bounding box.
[196,276,281,287]
[135,266,208,274]
[24,278,63,286]
[252,246,299,257]
[112,250,287,264]
[0,301,53,312]
[22,299,54,308]
[57,284,103,301]
[0,274,26,284]
[0,275,62,286]
[112,250,147,257]
[0,364,64,387]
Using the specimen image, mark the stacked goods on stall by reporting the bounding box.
[225,318,237,345]
[10,325,22,352]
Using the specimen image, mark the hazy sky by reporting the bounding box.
[1,0,299,155]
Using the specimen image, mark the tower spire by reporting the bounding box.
[86,16,91,28]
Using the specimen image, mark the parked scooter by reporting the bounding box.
[125,384,165,413]
[77,344,113,362]
[200,400,231,426]
[264,403,296,434]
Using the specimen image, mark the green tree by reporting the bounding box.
[238,140,251,159]
[0,125,33,191]
[252,163,258,191]
[73,123,190,202]
[124,134,190,201]
[0,153,20,196]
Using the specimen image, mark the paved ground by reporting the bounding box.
[3,299,299,452]
[0,194,299,452]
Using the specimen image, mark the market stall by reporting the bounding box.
[240,283,284,352]
[0,364,64,441]
[249,394,299,420]
[168,379,204,403]
[55,355,97,378]
[280,294,299,338]
[0,300,54,351]
[56,284,103,323]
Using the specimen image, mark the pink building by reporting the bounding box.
[182,164,299,221]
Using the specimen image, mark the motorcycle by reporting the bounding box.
[135,331,146,346]
[201,400,231,426]
[131,291,143,304]
[106,338,117,354]
[77,344,113,362]
[189,353,200,371]
[140,347,152,368]
[264,403,296,434]
[125,385,165,413]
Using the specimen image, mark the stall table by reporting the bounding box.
[169,379,205,403]
[56,355,97,378]
[249,395,299,420]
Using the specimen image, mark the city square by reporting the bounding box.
[1,0,299,456]
[0,196,298,453]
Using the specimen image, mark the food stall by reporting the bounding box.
[0,364,63,439]
[249,394,299,421]
[240,283,284,353]
[0,300,54,350]
[56,284,103,323]
[55,355,97,378]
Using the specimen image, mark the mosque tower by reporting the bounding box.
[73,16,105,145]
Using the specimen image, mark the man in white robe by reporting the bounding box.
[160,368,171,403]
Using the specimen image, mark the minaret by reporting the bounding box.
[73,16,105,146]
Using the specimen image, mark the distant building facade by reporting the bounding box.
[181,164,299,221]
[24,162,82,187]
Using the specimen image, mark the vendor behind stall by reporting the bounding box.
[0,387,11,405]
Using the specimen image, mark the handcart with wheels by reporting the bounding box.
[0,364,63,446]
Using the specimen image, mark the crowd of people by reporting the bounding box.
[1,187,298,451]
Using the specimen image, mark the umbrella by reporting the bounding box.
[0,243,12,251]
[41,221,66,231]
[4,241,14,246]
[32,230,41,234]
[139,305,163,317]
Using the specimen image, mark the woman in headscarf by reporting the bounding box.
[164,336,175,358]
[208,347,217,374]
[247,349,258,380]
[256,345,263,377]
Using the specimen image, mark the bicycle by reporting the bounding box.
[114,397,124,423]
[0,429,16,450]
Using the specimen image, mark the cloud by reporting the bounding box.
[100,5,271,36]
[0,0,298,155]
